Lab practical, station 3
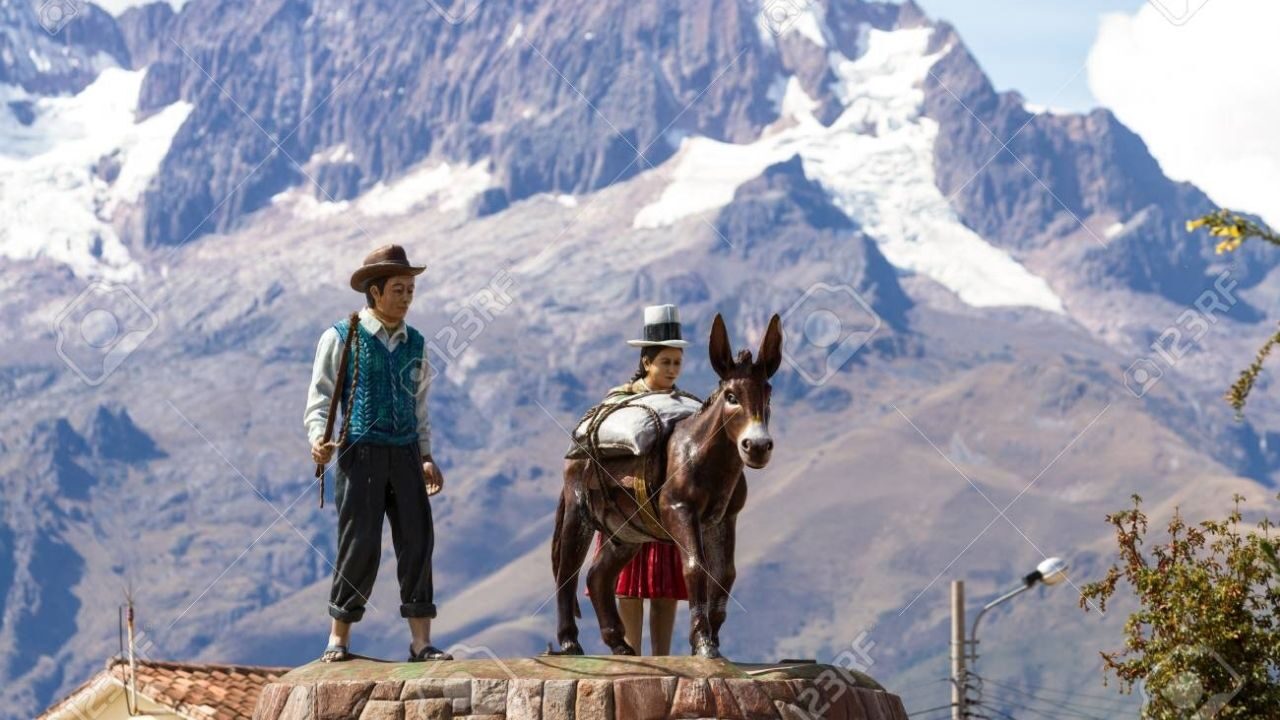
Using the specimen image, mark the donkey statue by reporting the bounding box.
[551,313,782,658]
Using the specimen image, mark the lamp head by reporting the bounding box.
[1023,557,1069,587]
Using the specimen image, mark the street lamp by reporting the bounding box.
[951,557,1069,720]
[971,556,1068,654]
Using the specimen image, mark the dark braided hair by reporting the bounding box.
[630,345,665,383]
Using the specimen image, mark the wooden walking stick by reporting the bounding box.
[316,311,361,508]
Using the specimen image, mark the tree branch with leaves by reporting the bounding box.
[1081,493,1280,718]
[1187,210,1280,415]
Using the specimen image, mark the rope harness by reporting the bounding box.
[572,388,702,542]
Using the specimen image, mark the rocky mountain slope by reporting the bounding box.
[3,0,1279,718]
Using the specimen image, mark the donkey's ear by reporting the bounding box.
[756,314,783,378]
[708,313,734,379]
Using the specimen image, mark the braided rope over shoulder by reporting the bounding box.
[336,320,362,450]
[318,311,361,510]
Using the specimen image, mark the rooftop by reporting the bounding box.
[39,657,292,720]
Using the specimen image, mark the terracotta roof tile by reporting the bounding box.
[39,658,291,720]
[111,659,291,719]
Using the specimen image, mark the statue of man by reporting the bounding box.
[303,244,452,663]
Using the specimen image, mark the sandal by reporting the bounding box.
[408,643,453,662]
[321,643,351,663]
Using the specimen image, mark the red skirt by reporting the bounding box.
[586,534,688,600]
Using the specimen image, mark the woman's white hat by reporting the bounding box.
[627,304,691,348]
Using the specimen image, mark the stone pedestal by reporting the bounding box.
[252,655,908,720]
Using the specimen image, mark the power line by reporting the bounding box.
[931,676,1125,720]
[979,697,1102,720]
[981,693,1110,720]
[899,678,958,718]
[980,684,1118,720]
[906,702,958,717]
[977,678,1134,717]
[978,675,1138,706]
[972,705,1020,720]
[976,701,1063,720]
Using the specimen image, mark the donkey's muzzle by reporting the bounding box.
[740,436,773,468]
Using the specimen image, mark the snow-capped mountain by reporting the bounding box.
[3,0,1278,718]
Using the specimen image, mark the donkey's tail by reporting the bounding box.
[551,493,565,579]
[550,492,583,619]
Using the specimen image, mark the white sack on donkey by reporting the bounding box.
[565,390,703,459]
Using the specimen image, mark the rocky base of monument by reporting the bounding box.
[251,655,908,720]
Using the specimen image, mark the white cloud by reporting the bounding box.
[91,0,189,15]
[1087,0,1280,227]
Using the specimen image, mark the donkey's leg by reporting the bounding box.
[667,511,717,657]
[552,491,594,654]
[706,478,747,649]
[704,515,738,648]
[585,537,642,655]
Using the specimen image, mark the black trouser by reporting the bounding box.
[328,442,436,622]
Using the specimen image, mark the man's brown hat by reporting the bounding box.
[350,244,427,292]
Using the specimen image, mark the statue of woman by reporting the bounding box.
[588,304,691,655]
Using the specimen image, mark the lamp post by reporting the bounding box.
[950,557,1068,720]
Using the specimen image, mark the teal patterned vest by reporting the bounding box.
[335,317,425,447]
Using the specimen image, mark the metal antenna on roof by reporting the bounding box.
[123,586,140,716]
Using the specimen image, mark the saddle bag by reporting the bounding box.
[564,390,702,460]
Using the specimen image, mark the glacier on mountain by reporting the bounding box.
[633,26,1064,313]
[0,67,191,280]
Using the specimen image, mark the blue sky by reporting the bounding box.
[912,0,1145,111]
[909,0,1280,227]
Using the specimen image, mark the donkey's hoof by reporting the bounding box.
[557,640,585,656]
[610,643,636,656]
[693,641,721,659]
[541,640,584,656]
